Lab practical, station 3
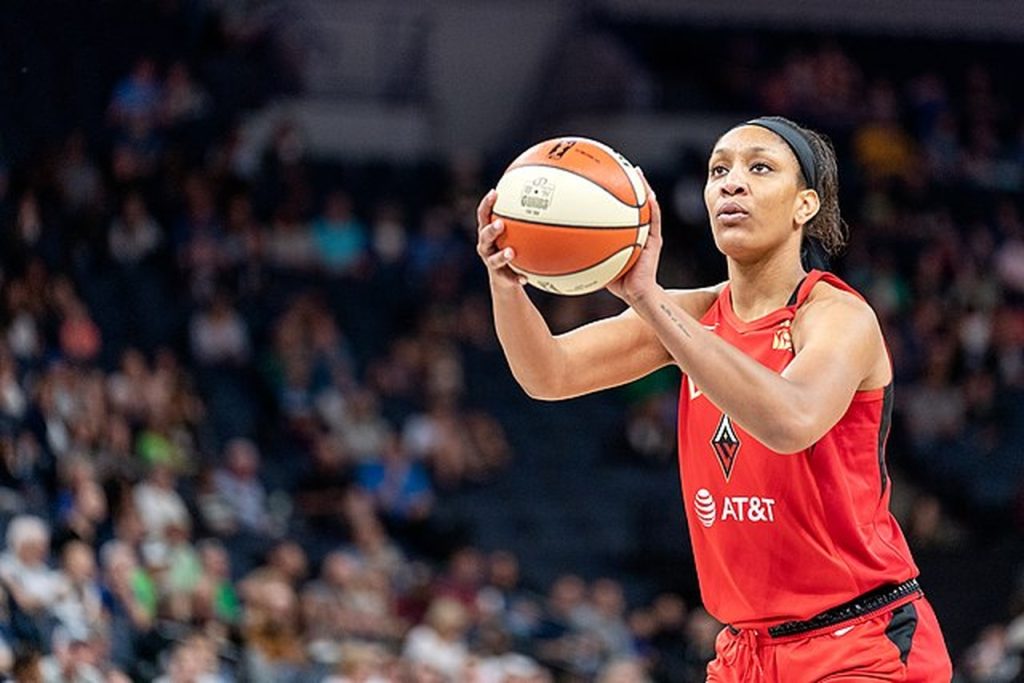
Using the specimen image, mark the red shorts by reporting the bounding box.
[707,596,951,682]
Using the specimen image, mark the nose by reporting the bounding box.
[721,171,747,196]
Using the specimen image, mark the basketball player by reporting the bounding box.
[476,117,952,681]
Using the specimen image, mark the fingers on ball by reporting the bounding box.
[487,248,514,269]
[476,190,497,225]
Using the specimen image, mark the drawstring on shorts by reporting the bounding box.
[720,628,766,682]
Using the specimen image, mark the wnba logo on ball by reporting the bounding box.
[694,488,717,528]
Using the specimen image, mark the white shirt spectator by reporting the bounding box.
[0,516,65,613]
[190,300,251,366]
[133,474,190,540]
[0,550,65,610]
[402,598,471,680]
[402,624,468,680]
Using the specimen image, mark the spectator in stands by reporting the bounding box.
[337,388,392,464]
[100,541,157,645]
[154,636,225,683]
[345,513,407,584]
[0,516,65,647]
[241,578,307,683]
[133,463,189,547]
[212,438,274,536]
[108,57,163,129]
[402,597,471,679]
[357,431,434,525]
[572,578,634,662]
[195,539,241,626]
[53,541,104,642]
[432,546,485,616]
[476,550,526,635]
[266,203,315,272]
[239,541,309,607]
[534,574,590,674]
[58,299,103,365]
[108,193,163,268]
[312,189,369,276]
[160,62,212,130]
[39,627,107,683]
[959,624,1022,683]
[597,657,653,683]
[189,292,252,367]
[292,432,354,536]
[53,479,107,554]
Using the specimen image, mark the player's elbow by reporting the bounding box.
[514,371,568,401]
[520,378,576,401]
[523,386,564,401]
[761,413,822,454]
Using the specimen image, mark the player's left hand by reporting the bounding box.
[607,169,664,306]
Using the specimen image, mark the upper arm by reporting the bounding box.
[779,285,890,446]
[546,283,724,399]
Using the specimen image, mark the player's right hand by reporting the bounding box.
[476,189,526,289]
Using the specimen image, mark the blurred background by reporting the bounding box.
[0,0,1022,681]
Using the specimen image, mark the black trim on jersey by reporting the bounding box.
[885,602,919,665]
[763,578,921,638]
[786,277,808,307]
[878,384,894,496]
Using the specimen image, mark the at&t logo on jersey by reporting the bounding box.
[693,488,777,528]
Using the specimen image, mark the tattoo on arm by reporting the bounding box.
[658,302,692,339]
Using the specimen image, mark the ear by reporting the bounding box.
[794,188,821,227]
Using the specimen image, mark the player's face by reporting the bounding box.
[704,125,818,263]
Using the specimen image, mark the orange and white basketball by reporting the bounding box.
[492,137,650,296]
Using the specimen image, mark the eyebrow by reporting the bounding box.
[709,145,781,158]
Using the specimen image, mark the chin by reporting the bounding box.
[713,233,761,262]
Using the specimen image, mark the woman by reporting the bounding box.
[476,117,952,681]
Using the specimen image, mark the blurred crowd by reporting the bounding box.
[0,2,1023,681]
[0,7,707,681]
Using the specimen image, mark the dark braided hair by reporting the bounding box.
[777,116,848,258]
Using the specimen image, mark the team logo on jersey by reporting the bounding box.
[710,414,741,480]
[772,320,794,351]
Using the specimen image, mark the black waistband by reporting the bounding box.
[737,579,923,639]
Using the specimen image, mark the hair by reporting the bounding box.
[751,116,848,258]
[6,515,50,553]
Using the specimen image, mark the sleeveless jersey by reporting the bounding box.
[677,270,918,628]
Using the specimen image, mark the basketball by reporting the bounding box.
[492,137,650,296]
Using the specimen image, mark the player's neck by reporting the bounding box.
[727,254,807,322]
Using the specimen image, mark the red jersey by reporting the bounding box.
[677,270,918,629]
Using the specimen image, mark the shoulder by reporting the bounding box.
[798,278,879,328]
[666,281,727,319]
[794,278,884,356]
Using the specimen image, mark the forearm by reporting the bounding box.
[630,288,810,452]
[490,279,567,399]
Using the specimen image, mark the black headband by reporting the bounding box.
[745,117,819,191]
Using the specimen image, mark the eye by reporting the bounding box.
[750,162,773,174]
[709,165,728,177]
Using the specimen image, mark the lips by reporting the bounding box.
[716,202,749,224]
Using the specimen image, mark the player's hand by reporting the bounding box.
[477,190,527,290]
[607,169,664,305]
